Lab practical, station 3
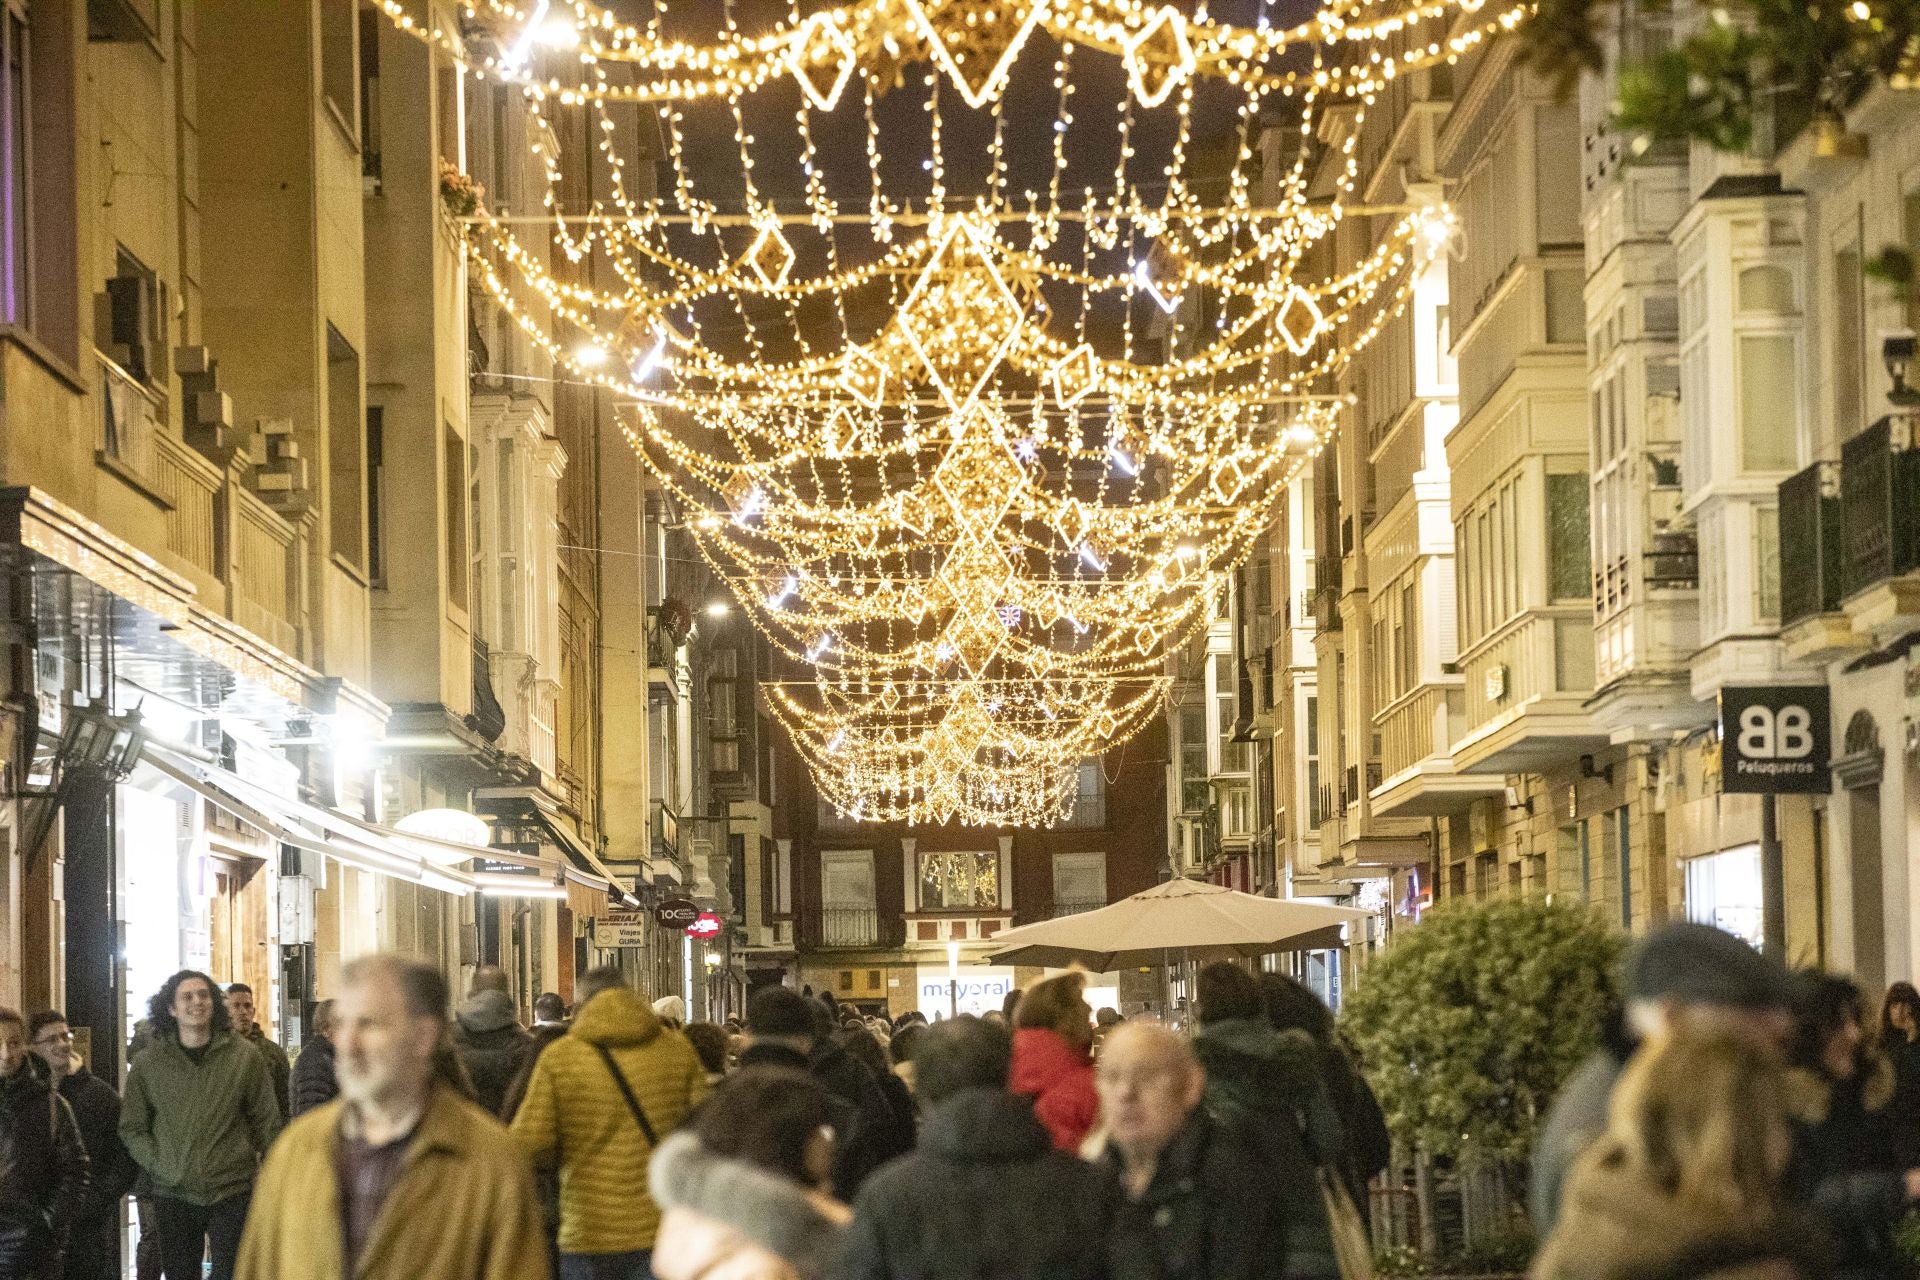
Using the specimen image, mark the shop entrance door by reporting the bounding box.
[207,861,270,1006]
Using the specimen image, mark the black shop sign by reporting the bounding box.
[1721,686,1830,794]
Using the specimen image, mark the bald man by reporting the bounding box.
[1095,1023,1281,1280]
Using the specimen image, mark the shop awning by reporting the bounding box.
[473,784,638,908]
[140,743,630,906]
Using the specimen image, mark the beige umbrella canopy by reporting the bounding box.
[981,877,1375,972]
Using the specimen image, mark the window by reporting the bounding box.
[1737,265,1794,313]
[1906,192,1920,335]
[1304,695,1321,828]
[1620,805,1635,924]
[918,851,997,911]
[106,248,163,385]
[820,850,877,945]
[327,326,366,573]
[1052,852,1107,915]
[1177,701,1208,812]
[706,649,740,738]
[468,440,486,636]
[1833,240,1866,440]
[1547,474,1591,601]
[1399,583,1417,694]
[367,408,386,586]
[321,0,359,137]
[443,424,466,609]
[1739,335,1799,471]
[1753,507,1779,622]
[1067,760,1106,827]
[1,3,28,327]
[358,4,383,191]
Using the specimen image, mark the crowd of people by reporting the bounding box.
[1530,924,1920,1280]
[5,922,1920,1279]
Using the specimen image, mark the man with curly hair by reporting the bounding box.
[119,971,281,1280]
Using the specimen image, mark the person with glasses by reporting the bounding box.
[0,1006,89,1280]
[27,1013,137,1280]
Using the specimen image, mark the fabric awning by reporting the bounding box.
[473,784,638,907]
[141,743,627,907]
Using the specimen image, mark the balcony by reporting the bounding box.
[1778,460,1864,662]
[1838,414,1920,642]
[818,906,879,948]
[1450,612,1606,774]
[1051,896,1107,918]
[1370,683,1503,816]
[94,353,310,661]
[649,801,685,885]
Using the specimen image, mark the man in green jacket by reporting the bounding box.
[224,984,290,1120]
[120,970,281,1280]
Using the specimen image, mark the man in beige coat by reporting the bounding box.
[236,955,548,1280]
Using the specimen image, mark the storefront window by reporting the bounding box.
[1684,844,1764,949]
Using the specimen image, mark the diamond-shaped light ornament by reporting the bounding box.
[788,14,860,111]
[1276,286,1326,357]
[896,217,1026,419]
[742,221,797,288]
[1124,7,1197,109]
[1048,343,1100,407]
[839,344,888,409]
[903,0,1049,110]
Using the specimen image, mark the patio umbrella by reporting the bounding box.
[980,878,1375,972]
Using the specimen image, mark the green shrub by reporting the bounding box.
[1341,897,1624,1163]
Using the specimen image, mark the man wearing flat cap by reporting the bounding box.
[1530,920,1794,1233]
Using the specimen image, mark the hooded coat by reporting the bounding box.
[1532,1149,1822,1280]
[834,1086,1110,1280]
[509,987,710,1255]
[453,990,534,1117]
[649,1132,850,1280]
[1531,1012,1638,1236]
[1191,1017,1344,1280]
[1008,1028,1099,1153]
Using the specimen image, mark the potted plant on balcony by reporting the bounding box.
[657,596,694,647]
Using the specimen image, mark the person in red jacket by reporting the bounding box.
[1009,973,1099,1151]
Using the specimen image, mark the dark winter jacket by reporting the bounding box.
[834,1087,1110,1280]
[0,1057,90,1239]
[120,1031,282,1206]
[57,1067,135,1224]
[1531,1021,1635,1235]
[1533,1145,1824,1280]
[453,991,534,1117]
[236,1026,291,1120]
[289,1033,338,1117]
[1320,1043,1390,1215]
[1882,1034,1920,1167]
[1786,1060,1912,1280]
[1102,1109,1278,1280]
[1009,1028,1099,1153]
[809,1039,914,1200]
[1191,1017,1343,1280]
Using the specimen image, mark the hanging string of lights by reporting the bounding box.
[388,0,1463,824]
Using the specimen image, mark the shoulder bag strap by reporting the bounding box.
[593,1043,660,1148]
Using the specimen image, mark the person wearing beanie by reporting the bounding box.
[1530,921,1794,1234]
[452,987,533,1116]
[740,988,909,1199]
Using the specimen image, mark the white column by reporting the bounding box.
[997,836,1014,913]
[900,839,918,915]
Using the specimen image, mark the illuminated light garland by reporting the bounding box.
[373,0,1536,106]
[412,0,1468,824]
